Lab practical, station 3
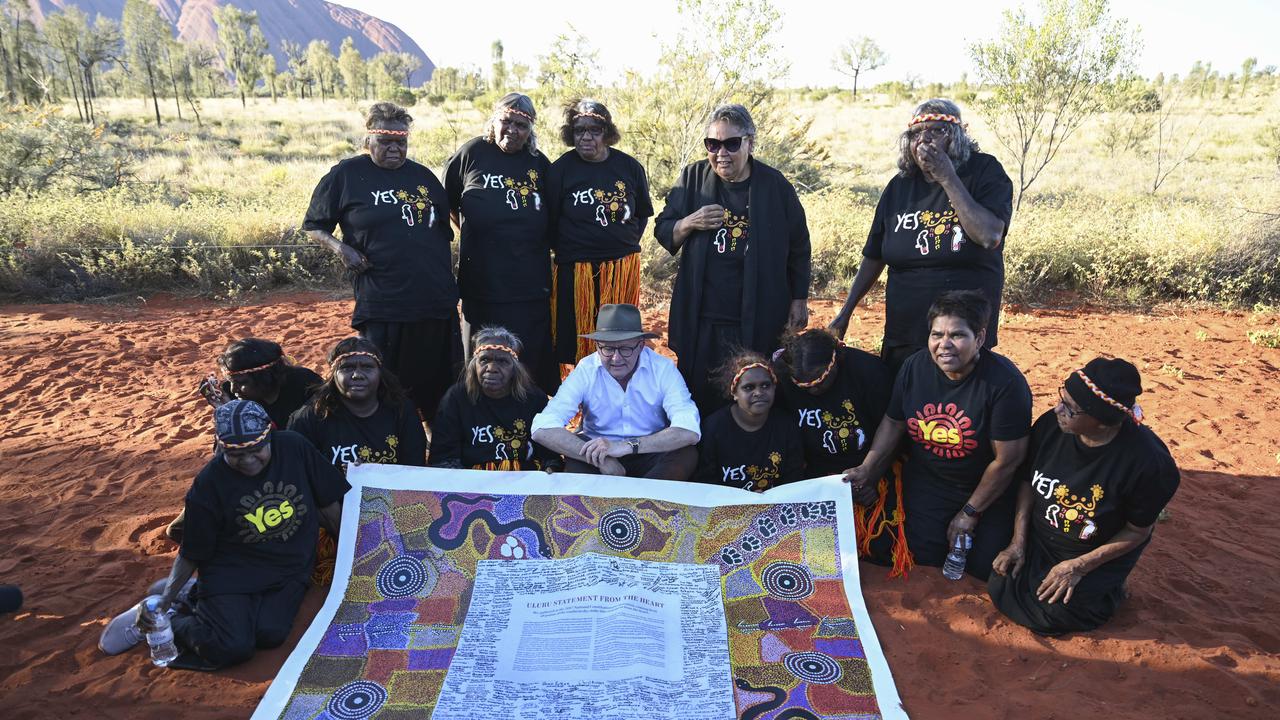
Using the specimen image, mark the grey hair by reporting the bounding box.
[484,93,541,156]
[462,326,536,403]
[706,103,757,137]
[896,98,980,178]
[365,101,413,129]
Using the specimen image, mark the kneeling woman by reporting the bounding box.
[431,327,559,471]
[694,353,803,491]
[847,290,1032,580]
[200,338,322,429]
[288,337,428,469]
[989,358,1178,634]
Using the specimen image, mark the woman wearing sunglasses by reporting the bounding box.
[654,103,811,416]
[546,99,654,364]
[829,99,1013,374]
[988,358,1179,635]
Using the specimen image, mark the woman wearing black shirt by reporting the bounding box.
[198,338,322,429]
[304,102,460,421]
[431,327,558,471]
[829,99,1013,372]
[773,329,904,569]
[846,291,1032,580]
[445,94,558,393]
[695,352,803,492]
[989,358,1179,634]
[654,104,811,414]
[546,99,653,363]
[287,337,427,471]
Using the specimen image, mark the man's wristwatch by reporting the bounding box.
[626,438,641,455]
[962,503,982,519]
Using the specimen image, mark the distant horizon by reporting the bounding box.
[337,0,1278,87]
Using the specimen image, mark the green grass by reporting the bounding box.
[2,91,1279,304]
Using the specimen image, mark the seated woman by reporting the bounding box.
[199,338,322,429]
[846,290,1032,581]
[168,338,323,544]
[989,358,1179,635]
[430,327,560,471]
[287,337,428,469]
[694,352,804,492]
[773,328,901,567]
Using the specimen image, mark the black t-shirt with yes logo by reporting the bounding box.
[701,177,751,321]
[546,149,653,264]
[180,431,350,596]
[303,155,457,326]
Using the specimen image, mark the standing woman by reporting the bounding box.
[445,94,558,393]
[829,99,1013,372]
[655,104,811,413]
[846,291,1032,581]
[546,99,654,363]
[303,102,461,421]
[989,359,1179,635]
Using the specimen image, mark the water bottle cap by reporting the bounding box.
[143,595,163,612]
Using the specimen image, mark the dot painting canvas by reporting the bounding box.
[251,466,907,720]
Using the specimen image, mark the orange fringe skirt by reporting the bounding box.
[311,528,337,586]
[853,459,915,578]
[551,253,641,363]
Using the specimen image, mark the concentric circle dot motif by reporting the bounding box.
[327,680,388,720]
[376,554,427,598]
[784,651,843,684]
[598,508,643,551]
[761,561,814,600]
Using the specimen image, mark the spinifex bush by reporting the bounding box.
[0,107,133,195]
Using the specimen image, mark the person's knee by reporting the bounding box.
[198,635,256,668]
[255,623,293,649]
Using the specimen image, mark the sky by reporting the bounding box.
[339,0,1277,87]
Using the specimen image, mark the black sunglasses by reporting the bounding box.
[704,136,746,153]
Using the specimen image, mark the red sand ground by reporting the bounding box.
[0,292,1277,719]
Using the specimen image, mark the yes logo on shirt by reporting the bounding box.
[897,206,964,256]
[237,480,307,543]
[906,402,979,459]
[722,451,783,491]
[714,209,749,254]
[472,420,532,462]
[395,185,436,228]
[591,181,631,227]
[503,170,542,211]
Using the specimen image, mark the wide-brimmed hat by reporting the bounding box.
[579,304,659,342]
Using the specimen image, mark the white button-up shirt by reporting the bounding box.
[531,346,701,442]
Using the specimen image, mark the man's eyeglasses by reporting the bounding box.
[597,342,640,359]
[704,136,746,153]
[1057,387,1082,418]
[573,125,605,138]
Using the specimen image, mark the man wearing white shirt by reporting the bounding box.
[532,304,701,479]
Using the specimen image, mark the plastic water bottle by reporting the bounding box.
[142,595,179,667]
[942,533,972,580]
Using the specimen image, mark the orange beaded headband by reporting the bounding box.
[573,111,608,123]
[474,344,519,362]
[331,351,381,367]
[503,108,534,122]
[225,358,279,377]
[219,424,271,450]
[1075,369,1144,424]
[909,113,962,127]
[731,362,776,392]
[792,350,837,389]
[367,128,410,136]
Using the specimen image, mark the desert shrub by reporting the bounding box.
[0,107,133,194]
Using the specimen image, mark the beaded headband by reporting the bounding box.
[225,358,279,377]
[502,108,534,122]
[474,344,519,362]
[731,362,776,392]
[792,349,838,388]
[573,111,608,123]
[1074,369,1144,424]
[367,128,410,136]
[219,424,271,450]
[331,350,381,368]
[909,113,962,128]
